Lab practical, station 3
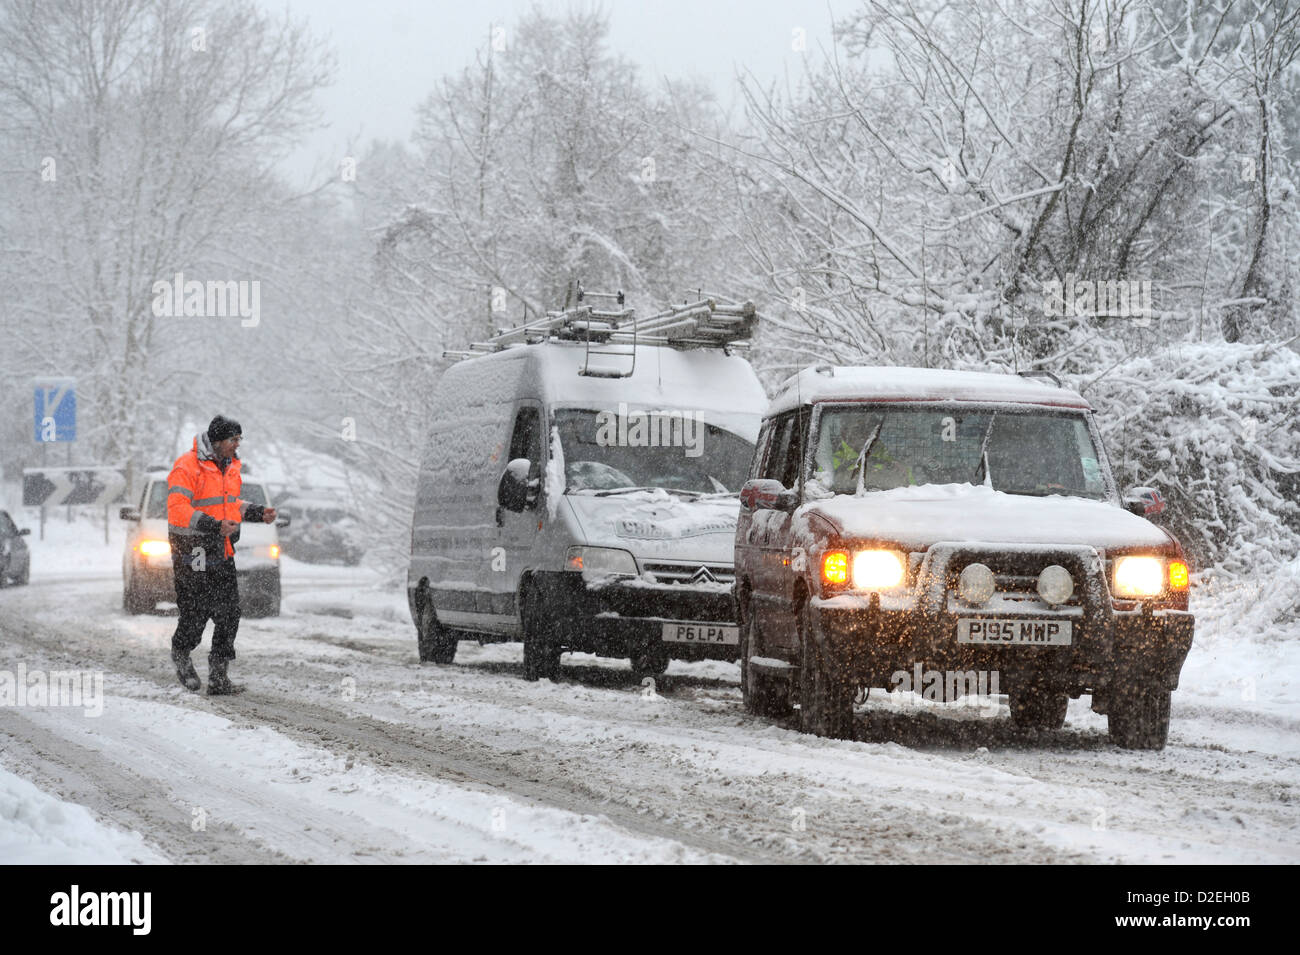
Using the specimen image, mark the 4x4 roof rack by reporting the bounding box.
[444,282,757,379]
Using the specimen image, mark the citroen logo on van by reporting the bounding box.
[690,566,718,584]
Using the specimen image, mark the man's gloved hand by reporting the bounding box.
[262,507,277,524]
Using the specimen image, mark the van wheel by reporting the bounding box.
[797,601,854,739]
[630,647,669,681]
[740,594,792,719]
[1009,686,1068,730]
[521,585,561,681]
[1107,683,1171,750]
[417,601,457,664]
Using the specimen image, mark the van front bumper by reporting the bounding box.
[532,571,740,662]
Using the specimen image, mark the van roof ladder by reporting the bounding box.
[443,285,757,373]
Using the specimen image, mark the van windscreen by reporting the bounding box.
[555,408,756,495]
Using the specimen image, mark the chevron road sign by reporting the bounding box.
[23,468,127,507]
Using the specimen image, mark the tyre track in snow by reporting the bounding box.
[1,713,291,864]
[4,586,1297,863]
[2,605,1066,863]
[0,612,785,863]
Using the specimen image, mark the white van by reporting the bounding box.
[407,295,767,680]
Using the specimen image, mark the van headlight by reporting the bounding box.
[566,547,638,581]
[1113,556,1164,597]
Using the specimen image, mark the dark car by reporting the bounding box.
[276,495,364,565]
[734,366,1194,750]
[0,509,32,585]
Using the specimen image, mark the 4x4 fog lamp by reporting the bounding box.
[1037,565,1074,605]
[958,563,996,604]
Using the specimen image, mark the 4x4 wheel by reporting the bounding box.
[1108,683,1171,750]
[521,583,562,681]
[1009,686,1069,730]
[797,601,854,739]
[417,601,458,664]
[739,593,792,719]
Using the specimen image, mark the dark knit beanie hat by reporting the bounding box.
[207,415,242,443]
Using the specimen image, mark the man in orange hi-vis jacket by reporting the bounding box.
[167,415,276,695]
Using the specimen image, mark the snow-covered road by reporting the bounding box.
[1,535,1297,864]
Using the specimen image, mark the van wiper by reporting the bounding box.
[591,486,703,498]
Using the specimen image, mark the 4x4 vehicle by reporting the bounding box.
[734,366,1194,749]
[121,469,287,616]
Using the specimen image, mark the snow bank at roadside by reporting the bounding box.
[0,760,165,864]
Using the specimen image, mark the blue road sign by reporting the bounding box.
[33,377,76,442]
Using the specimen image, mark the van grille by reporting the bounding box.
[642,561,735,586]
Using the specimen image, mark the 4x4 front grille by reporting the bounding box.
[943,552,1094,609]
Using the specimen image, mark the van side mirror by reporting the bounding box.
[120,506,140,521]
[275,514,291,529]
[1123,486,1165,518]
[740,479,798,512]
[497,459,536,512]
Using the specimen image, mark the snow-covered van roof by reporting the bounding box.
[436,340,768,427]
[768,365,1090,416]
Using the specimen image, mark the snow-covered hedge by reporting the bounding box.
[1083,343,1300,593]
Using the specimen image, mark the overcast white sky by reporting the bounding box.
[258,0,847,184]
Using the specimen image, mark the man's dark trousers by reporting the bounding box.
[171,553,241,663]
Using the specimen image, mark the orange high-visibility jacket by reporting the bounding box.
[167,435,246,559]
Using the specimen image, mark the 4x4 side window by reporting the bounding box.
[760,415,793,482]
[750,421,773,480]
[778,409,806,489]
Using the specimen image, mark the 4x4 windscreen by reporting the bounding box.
[810,406,1108,499]
[555,409,756,494]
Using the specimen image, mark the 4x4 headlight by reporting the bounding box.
[566,546,638,580]
[1113,555,1164,597]
[851,549,906,589]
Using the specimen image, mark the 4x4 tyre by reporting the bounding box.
[1108,683,1171,750]
[1009,686,1069,730]
[797,600,854,739]
[739,593,793,719]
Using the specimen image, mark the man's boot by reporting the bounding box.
[172,650,201,691]
[207,657,244,696]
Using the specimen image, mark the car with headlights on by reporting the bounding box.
[734,366,1194,749]
[121,469,287,616]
